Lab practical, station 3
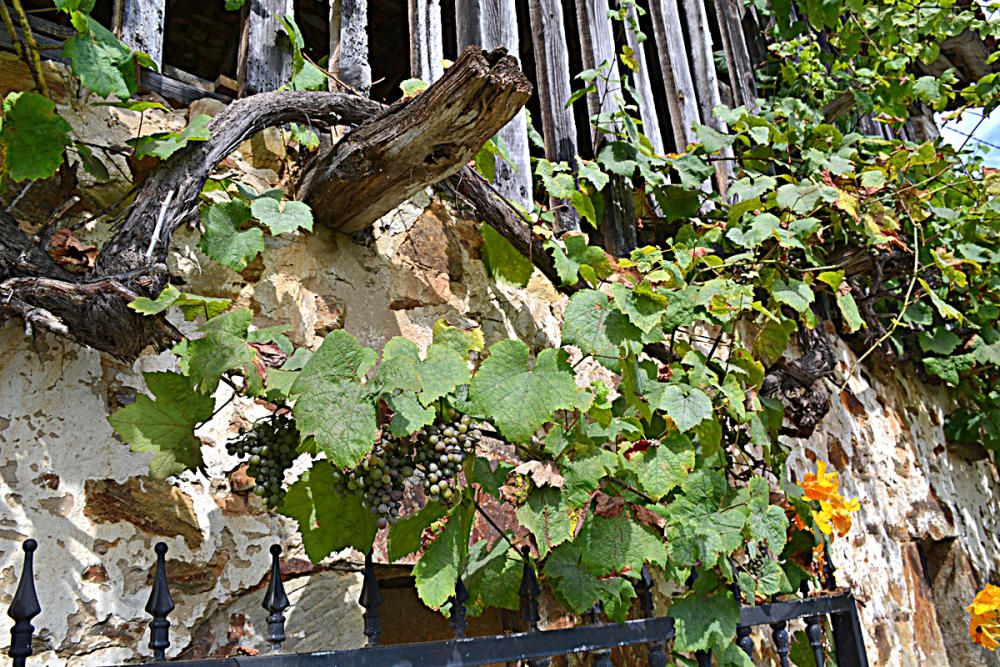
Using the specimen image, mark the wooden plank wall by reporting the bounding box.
[409,0,445,83]
[239,0,294,94]
[456,0,533,209]
[120,0,165,69]
[108,0,771,243]
[527,0,579,232]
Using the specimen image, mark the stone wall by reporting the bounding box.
[2,60,1000,664]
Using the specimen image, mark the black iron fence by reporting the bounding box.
[4,538,868,666]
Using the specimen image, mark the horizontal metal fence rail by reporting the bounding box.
[5,538,869,667]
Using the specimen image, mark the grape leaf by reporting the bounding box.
[918,328,961,355]
[180,308,263,395]
[432,319,484,358]
[610,283,666,333]
[417,344,470,405]
[633,434,696,500]
[464,538,522,616]
[413,500,475,609]
[251,198,314,235]
[516,486,573,558]
[671,574,740,652]
[654,383,713,432]
[63,12,137,99]
[482,224,533,287]
[291,331,378,467]
[772,279,814,313]
[128,284,232,321]
[562,289,624,361]
[545,543,637,621]
[577,511,668,576]
[199,200,265,272]
[280,460,377,562]
[387,501,448,562]
[0,92,71,182]
[561,448,616,507]
[107,371,214,479]
[546,235,612,286]
[387,392,436,436]
[133,114,213,160]
[470,340,581,442]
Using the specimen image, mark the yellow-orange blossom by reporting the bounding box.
[797,460,860,538]
[968,584,1000,650]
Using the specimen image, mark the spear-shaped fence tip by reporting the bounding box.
[7,539,41,667]
[262,544,290,652]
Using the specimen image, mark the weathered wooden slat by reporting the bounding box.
[574,0,622,130]
[577,0,637,254]
[681,0,724,132]
[527,0,579,232]
[648,0,700,149]
[623,1,665,155]
[456,0,532,209]
[338,0,371,93]
[120,0,165,69]
[714,0,756,109]
[409,0,445,82]
[241,0,294,95]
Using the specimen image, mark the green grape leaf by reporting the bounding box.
[280,460,378,562]
[671,576,740,652]
[464,538,522,616]
[133,114,213,160]
[516,486,573,558]
[413,500,475,609]
[545,543,636,621]
[129,284,182,315]
[0,92,71,182]
[199,200,265,272]
[418,344,470,405]
[291,331,378,467]
[224,0,245,9]
[837,292,865,333]
[578,511,668,575]
[482,224,533,287]
[251,198,314,235]
[63,12,137,99]
[472,456,514,499]
[633,434,696,500]
[562,448,616,507]
[180,308,263,395]
[597,141,639,178]
[610,283,666,333]
[129,284,232,321]
[923,353,974,385]
[654,383,713,432]
[107,371,214,479]
[387,501,448,561]
[577,157,609,190]
[694,123,735,153]
[387,392,436,436]
[432,319,485,358]
[772,279,814,313]
[562,289,622,360]
[546,235,612,286]
[470,340,581,442]
[918,328,961,355]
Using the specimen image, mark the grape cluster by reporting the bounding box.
[227,413,299,509]
[410,413,480,503]
[335,440,409,529]
[332,412,482,529]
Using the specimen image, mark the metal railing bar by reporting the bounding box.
[738,591,857,626]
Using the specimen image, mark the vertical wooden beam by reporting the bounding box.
[329,0,342,91]
[623,1,664,155]
[714,0,756,109]
[648,0,700,149]
[409,0,445,82]
[456,0,532,209]
[528,0,579,232]
[338,0,371,93]
[575,0,637,257]
[120,0,165,69]
[681,0,734,191]
[574,0,622,130]
[241,0,294,95]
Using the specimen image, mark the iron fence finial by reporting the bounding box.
[7,539,40,667]
[145,542,175,661]
[262,544,290,652]
[359,549,382,646]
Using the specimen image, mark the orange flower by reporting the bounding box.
[969,585,1000,651]
[798,460,860,539]
[799,460,840,503]
[814,497,861,537]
